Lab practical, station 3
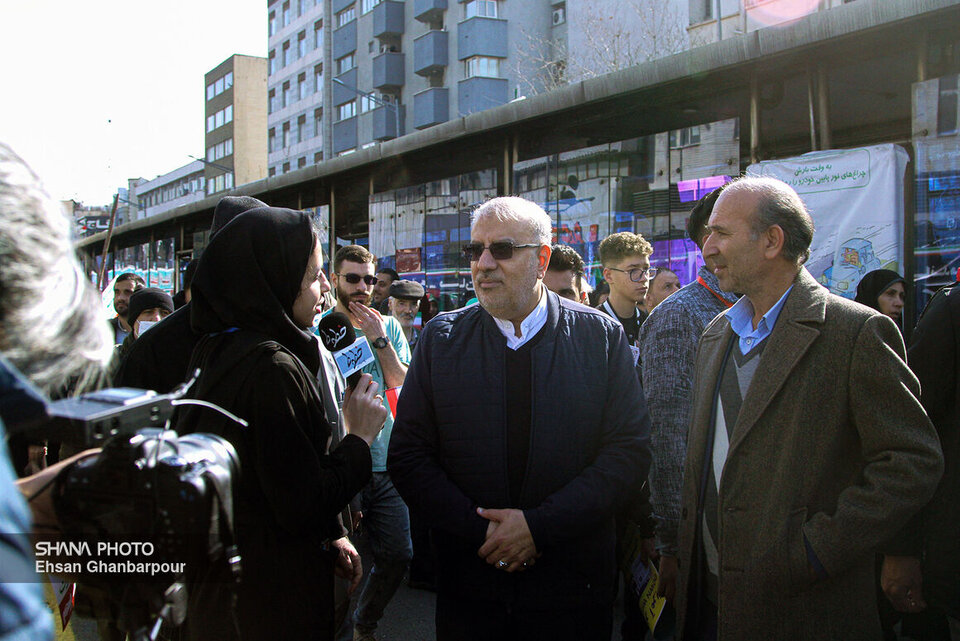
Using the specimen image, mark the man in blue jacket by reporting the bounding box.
[388,196,651,641]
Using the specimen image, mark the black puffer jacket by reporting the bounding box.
[388,291,651,608]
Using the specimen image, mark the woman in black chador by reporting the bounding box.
[177,207,386,640]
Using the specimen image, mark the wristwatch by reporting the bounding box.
[372,336,389,349]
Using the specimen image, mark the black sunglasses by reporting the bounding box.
[340,273,378,285]
[462,242,539,262]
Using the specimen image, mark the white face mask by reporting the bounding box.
[137,320,158,335]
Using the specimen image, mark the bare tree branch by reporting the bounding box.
[513,0,690,97]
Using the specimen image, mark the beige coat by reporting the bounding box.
[675,268,943,640]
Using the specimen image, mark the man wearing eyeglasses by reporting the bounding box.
[331,244,413,641]
[597,232,655,362]
[388,197,650,641]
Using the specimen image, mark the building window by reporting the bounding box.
[296,114,306,144]
[269,50,277,75]
[283,162,291,173]
[464,0,498,19]
[336,6,356,27]
[207,115,216,132]
[938,74,959,136]
[669,126,701,148]
[269,128,277,153]
[269,89,277,114]
[298,31,308,58]
[207,71,235,101]
[206,138,235,162]
[314,64,324,92]
[314,20,323,49]
[314,152,323,163]
[282,122,291,148]
[336,53,356,74]
[689,0,713,23]
[283,80,292,107]
[314,108,323,137]
[269,11,278,36]
[298,157,307,168]
[360,95,378,113]
[225,173,234,190]
[337,100,357,120]
[298,73,307,100]
[282,1,291,26]
[282,41,292,66]
[361,0,381,14]
[464,56,501,78]
[269,166,277,177]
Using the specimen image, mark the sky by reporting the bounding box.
[0,1,265,206]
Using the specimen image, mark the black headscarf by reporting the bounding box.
[854,269,905,313]
[190,207,320,375]
[210,195,268,235]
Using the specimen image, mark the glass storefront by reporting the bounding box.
[913,74,960,315]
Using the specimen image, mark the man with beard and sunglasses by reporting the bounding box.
[388,197,650,641]
[331,244,412,641]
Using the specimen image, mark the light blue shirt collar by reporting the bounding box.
[725,286,793,354]
[493,286,548,351]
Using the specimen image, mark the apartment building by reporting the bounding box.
[205,54,268,196]
[266,0,691,173]
[134,161,206,219]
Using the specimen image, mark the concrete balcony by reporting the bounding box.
[413,87,448,129]
[372,104,406,140]
[413,0,446,23]
[332,117,357,154]
[373,1,405,38]
[332,69,358,106]
[332,20,357,60]
[458,76,508,116]
[414,30,448,76]
[373,52,405,91]
[457,16,507,60]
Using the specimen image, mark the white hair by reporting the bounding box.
[471,196,552,246]
[0,143,113,395]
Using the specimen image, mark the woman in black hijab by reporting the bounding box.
[855,269,906,329]
[177,207,386,640]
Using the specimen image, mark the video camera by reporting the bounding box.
[4,379,241,641]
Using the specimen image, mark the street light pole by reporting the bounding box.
[332,77,401,140]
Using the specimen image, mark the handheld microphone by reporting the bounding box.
[317,312,376,387]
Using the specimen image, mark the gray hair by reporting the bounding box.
[471,197,552,246]
[0,144,113,395]
[725,176,815,265]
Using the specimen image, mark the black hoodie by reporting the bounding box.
[176,207,371,640]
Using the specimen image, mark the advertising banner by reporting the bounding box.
[748,144,909,299]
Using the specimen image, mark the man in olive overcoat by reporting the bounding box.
[674,176,944,640]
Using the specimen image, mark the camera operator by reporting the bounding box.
[0,143,114,639]
[175,207,387,640]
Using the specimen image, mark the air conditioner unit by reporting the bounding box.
[552,7,565,25]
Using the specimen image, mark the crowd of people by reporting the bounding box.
[0,141,957,641]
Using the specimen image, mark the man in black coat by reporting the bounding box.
[881,278,960,636]
[388,196,651,641]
